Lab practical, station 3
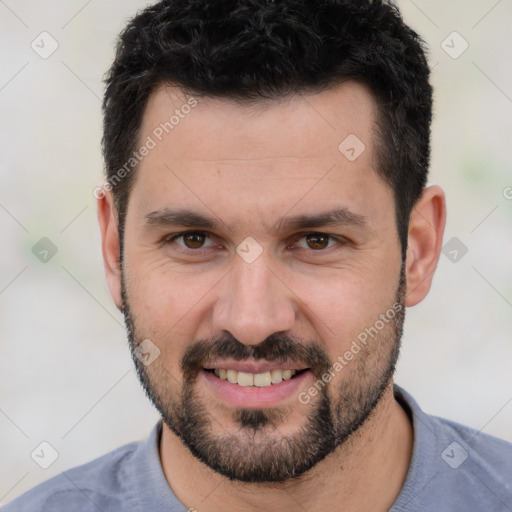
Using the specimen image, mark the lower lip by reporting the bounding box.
[201,369,312,409]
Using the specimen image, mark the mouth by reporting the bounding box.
[201,364,313,409]
[203,368,309,387]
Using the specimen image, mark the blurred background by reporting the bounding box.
[1,0,511,504]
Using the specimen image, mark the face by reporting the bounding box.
[119,82,405,482]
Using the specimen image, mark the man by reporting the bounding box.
[4,0,512,511]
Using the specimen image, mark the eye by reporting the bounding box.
[294,233,340,251]
[168,231,215,250]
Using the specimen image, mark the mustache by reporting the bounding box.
[181,332,332,381]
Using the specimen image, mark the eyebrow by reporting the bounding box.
[145,208,230,231]
[144,207,368,233]
[271,208,368,233]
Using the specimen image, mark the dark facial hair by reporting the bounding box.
[122,265,406,483]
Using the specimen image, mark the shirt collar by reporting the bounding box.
[129,384,438,511]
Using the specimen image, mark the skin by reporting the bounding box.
[98,81,446,511]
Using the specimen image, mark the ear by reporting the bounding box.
[405,185,446,307]
[97,190,123,310]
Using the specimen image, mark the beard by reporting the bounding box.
[122,265,406,483]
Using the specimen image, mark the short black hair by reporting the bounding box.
[102,0,432,257]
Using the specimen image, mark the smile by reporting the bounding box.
[204,368,308,387]
[201,365,312,408]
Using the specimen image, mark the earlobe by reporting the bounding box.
[405,185,446,307]
[97,191,123,310]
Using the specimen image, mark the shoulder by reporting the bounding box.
[393,386,512,511]
[430,412,512,484]
[1,440,142,512]
[429,414,512,510]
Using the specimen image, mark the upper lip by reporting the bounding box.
[203,359,309,374]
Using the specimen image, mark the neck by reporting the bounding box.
[159,383,413,512]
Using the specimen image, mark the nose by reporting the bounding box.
[212,256,296,346]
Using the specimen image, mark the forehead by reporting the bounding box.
[142,81,378,162]
[127,81,393,232]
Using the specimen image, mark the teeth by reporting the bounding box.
[211,368,299,387]
[237,371,254,387]
[282,369,293,380]
[270,369,283,384]
[227,369,238,384]
[253,371,271,387]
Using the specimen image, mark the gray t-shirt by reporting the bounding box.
[3,386,512,511]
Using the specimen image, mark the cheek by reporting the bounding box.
[286,256,401,350]
[124,256,219,341]
[124,264,217,377]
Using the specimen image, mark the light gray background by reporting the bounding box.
[1,0,511,505]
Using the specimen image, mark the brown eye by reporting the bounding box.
[305,233,331,250]
[182,232,207,249]
[166,231,217,253]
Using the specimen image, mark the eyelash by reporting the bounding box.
[165,231,346,254]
